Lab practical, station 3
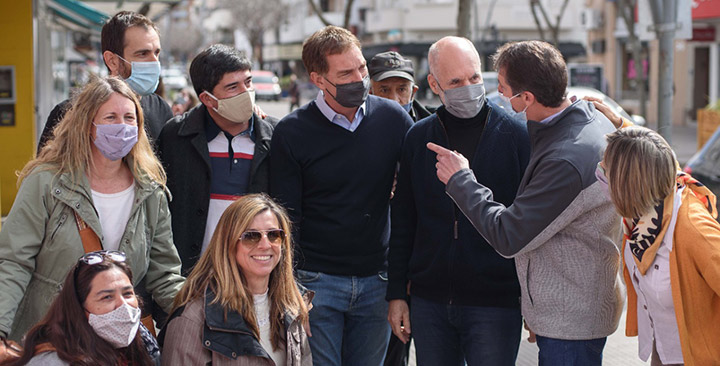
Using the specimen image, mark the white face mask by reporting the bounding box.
[88,302,141,348]
[206,89,255,124]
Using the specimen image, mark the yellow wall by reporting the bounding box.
[0,1,34,216]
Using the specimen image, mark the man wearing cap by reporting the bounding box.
[386,36,530,365]
[369,51,430,122]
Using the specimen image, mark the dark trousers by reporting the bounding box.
[410,296,522,366]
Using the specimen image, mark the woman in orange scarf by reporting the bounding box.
[598,126,720,366]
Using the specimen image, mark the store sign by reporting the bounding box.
[568,64,604,91]
[692,26,716,41]
[692,0,720,20]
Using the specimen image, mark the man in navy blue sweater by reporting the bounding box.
[270,26,413,366]
[386,36,530,366]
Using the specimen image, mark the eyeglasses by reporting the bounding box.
[78,250,127,265]
[239,229,286,247]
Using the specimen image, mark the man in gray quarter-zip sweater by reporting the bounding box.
[429,40,624,366]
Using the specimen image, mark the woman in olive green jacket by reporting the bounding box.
[0,76,185,342]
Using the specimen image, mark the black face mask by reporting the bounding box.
[325,75,370,108]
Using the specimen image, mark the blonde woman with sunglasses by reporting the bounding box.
[161,194,312,366]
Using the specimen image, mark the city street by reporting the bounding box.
[257,98,696,366]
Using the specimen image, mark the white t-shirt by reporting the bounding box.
[92,183,134,251]
[254,290,286,366]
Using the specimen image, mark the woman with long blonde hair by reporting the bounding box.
[161,194,311,366]
[0,76,184,343]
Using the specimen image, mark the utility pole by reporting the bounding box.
[648,0,677,143]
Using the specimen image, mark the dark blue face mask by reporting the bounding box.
[325,75,370,108]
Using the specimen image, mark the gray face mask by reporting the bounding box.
[440,82,486,119]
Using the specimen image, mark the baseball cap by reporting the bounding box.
[369,51,415,82]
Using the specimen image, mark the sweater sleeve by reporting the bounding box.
[445,158,583,257]
[386,132,417,301]
[684,196,720,297]
[269,123,304,240]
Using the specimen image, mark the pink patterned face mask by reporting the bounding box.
[88,302,141,348]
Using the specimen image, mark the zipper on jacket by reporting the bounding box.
[437,114,458,305]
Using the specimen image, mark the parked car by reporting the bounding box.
[252,70,282,101]
[487,86,646,126]
[684,126,720,213]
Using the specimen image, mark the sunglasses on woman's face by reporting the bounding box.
[239,229,286,247]
[78,250,126,265]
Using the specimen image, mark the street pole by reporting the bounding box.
[649,0,677,143]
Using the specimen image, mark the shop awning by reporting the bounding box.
[47,0,109,33]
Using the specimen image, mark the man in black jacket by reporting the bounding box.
[38,11,171,152]
[387,36,530,366]
[369,51,431,122]
[158,44,277,274]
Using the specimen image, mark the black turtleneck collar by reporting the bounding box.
[437,103,489,163]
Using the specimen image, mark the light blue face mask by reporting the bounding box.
[499,92,528,122]
[117,54,161,96]
[401,102,413,113]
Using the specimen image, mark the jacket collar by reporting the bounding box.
[201,284,312,360]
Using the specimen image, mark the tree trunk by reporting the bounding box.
[457,0,472,39]
[307,0,333,26]
[343,0,355,29]
[529,0,546,41]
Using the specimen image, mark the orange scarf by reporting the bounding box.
[623,172,717,274]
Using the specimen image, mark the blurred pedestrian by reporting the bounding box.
[270,26,413,366]
[157,44,278,275]
[0,251,155,366]
[428,40,623,366]
[0,76,184,342]
[369,51,430,122]
[160,194,312,366]
[171,88,199,116]
[600,126,720,366]
[38,11,172,152]
[288,73,300,112]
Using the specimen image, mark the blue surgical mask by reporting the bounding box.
[117,54,161,96]
[499,92,528,122]
[401,102,413,113]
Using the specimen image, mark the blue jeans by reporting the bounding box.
[410,296,522,366]
[536,335,607,366]
[296,269,390,366]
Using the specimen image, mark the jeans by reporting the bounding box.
[410,296,522,366]
[296,269,391,366]
[536,335,607,366]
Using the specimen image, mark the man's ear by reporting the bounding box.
[310,71,324,90]
[198,91,216,110]
[103,51,121,76]
[427,74,440,95]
